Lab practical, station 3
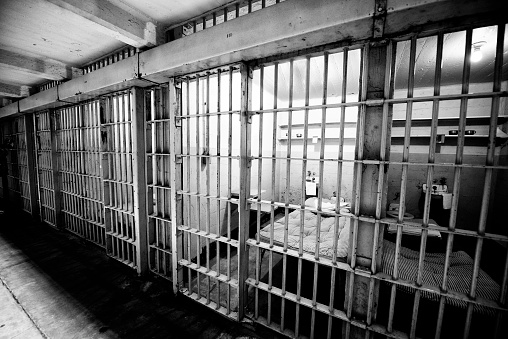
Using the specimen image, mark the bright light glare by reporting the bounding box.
[471,45,483,62]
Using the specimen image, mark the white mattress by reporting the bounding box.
[259,207,350,259]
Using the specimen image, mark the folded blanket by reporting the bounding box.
[259,208,350,258]
[305,197,351,212]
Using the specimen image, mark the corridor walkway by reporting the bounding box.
[0,208,277,339]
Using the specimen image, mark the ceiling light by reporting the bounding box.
[471,41,486,63]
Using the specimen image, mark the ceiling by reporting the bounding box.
[0,1,506,107]
[0,0,232,103]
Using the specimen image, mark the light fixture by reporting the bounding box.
[471,41,486,62]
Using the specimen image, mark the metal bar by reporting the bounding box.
[295,56,311,337]
[348,45,367,338]
[205,72,211,306]
[254,65,265,320]
[185,77,193,294]
[247,156,508,170]
[49,109,62,228]
[227,66,233,315]
[429,32,446,339]
[492,24,507,339]
[268,61,279,326]
[100,97,114,256]
[347,41,391,338]
[33,113,42,221]
[238,62,252,320]
[404,36,424,339]
[248,89,508,114]
[169,79,184,292]
[281,59,295,332]
[195,74,202,299]
[451,28,473,339]
[215,69,222,311]
[24,113,40,219]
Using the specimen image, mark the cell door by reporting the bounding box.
[245,47,364,338]
[34,111,57,227]
[171,65,247,320]
[58,102,106,246]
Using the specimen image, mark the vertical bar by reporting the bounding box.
[169,79,184,293]
[268,61,279,326]
[33,113,42,220]
[238,62,252,320]
[281,59,294,332]
[427,32,444,339]
[215,69,222,311]
[24,113,40,220]
[492,24,507,339]
[254,65,264,320]
[346,42,391,338]
[185,77,193,294]
[195,74,202,299]
[386,40,400,335]
[205,72,211,306]
[403,36,422,339]
[227,67,233,315]
[49,109,62,229]
[296,55,311,338]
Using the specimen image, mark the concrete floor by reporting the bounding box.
[0,208,282,339]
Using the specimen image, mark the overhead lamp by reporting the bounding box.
[471,41,486,62]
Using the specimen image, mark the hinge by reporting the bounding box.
[247,111,255,124]
[174,116,182,127]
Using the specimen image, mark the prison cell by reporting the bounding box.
[146,85,175,280]
[100,91,138,267]
[237,23,507,339]
[1,17,507,339]
[171,65,246,319]
[243,47,362,338]
[58,102,105,246]
[373,24,508,339]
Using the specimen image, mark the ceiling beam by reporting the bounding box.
[1,0,505,118]
[46,0,157,48]
[0,83,30,98]
[0,49,75,81]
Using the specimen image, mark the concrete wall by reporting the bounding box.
[387,81,508,232]
[181,71,508,242]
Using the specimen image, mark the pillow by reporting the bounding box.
[305,197,350,212]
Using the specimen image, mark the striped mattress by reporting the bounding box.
[382,240,500,314]
[258,213,500,315]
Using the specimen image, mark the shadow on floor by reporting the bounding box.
[0,203,282,339]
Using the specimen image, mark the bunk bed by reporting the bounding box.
[256,198,500,315]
